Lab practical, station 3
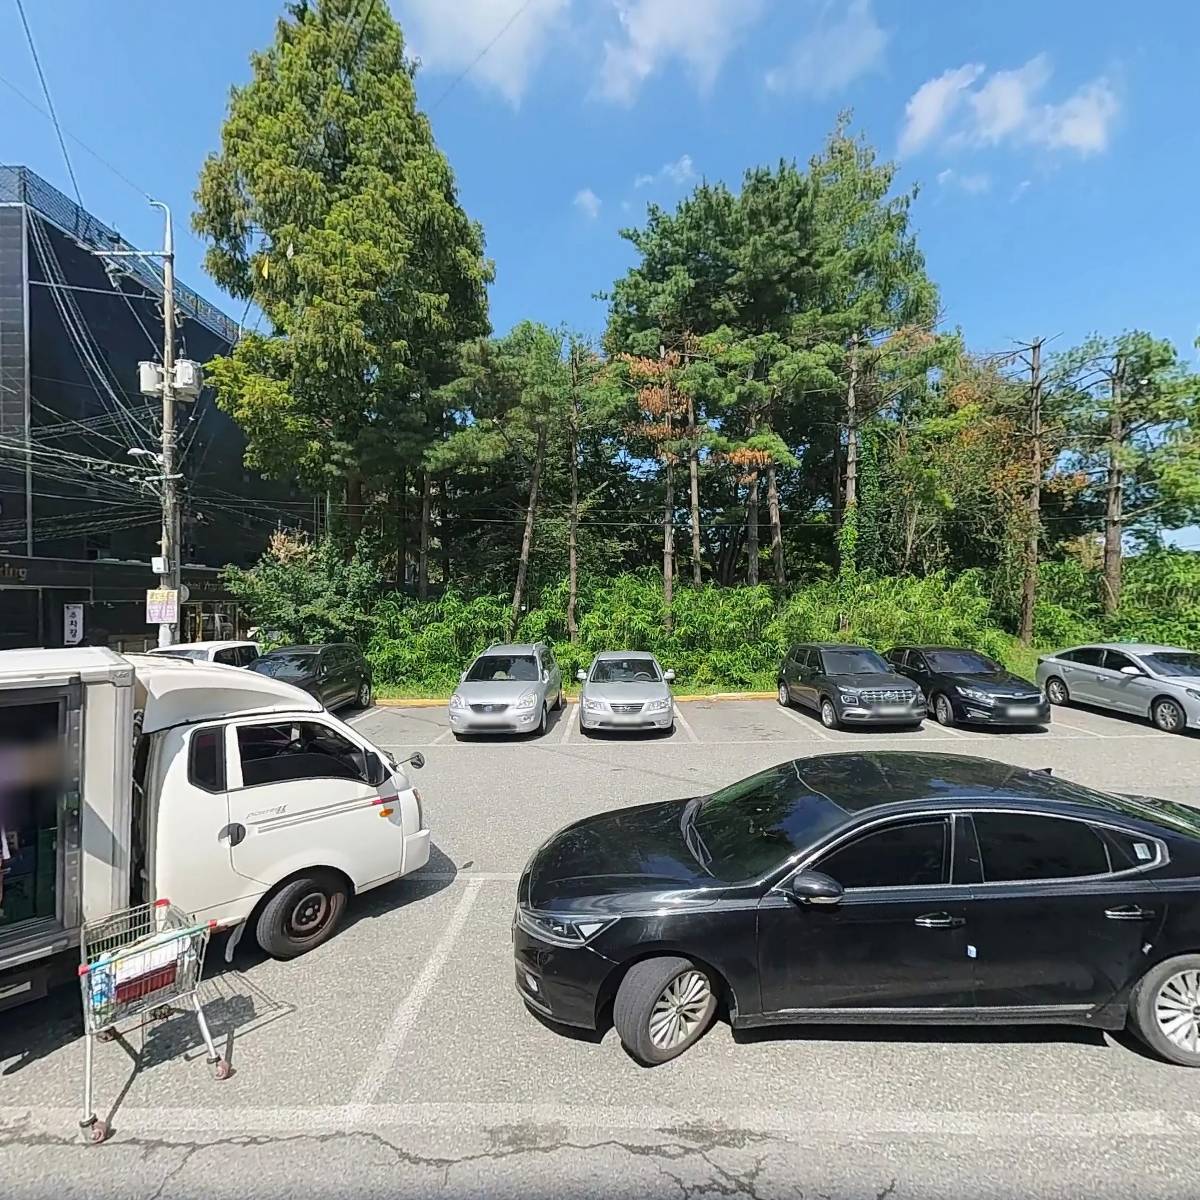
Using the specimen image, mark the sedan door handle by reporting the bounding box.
[1104,905,1156,921]
[914,912,965,929]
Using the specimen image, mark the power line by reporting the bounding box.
[14,0,82,206]
[427,0,537,112]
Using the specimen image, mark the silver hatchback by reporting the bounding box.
[449,643,564,738]
[1036,643,1200,734]
[577,651,675,735]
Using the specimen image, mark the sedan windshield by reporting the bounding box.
[689,762,847,882]
[251,653,317,680]
[925,650,1000,674]
[590,657,660,683]
[1142,652,1200,678]
[821,649,889,675]
[466,654,539,682]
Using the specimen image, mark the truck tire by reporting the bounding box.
[255,870,349,960]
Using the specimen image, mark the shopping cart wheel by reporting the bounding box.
[97,1027,117,1043]
[214,1057,233,1081]
[83,1119,108,1145]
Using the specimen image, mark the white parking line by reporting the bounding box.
[931,721,981,740]
[559,704,576,744]
[775,704,831,740]
[431,727,454,745]
[1046,712,1106,737]
[347,877,484,1116]
[344,706,381,725]
[673,704,700,742]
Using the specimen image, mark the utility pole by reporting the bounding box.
[1018,338,1044,645]
[154,200,179,647]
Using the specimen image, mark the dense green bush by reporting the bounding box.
[225,537,1200,694]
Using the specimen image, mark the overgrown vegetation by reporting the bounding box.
[224,535,1200,694]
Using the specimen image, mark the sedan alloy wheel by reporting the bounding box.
[820,699,839,729]
[934,694,955,726]
[1153,698,1185,734]
[1045,677,1069,706]
[613,956,717,1065]
[1155,969,1200,1054]
[777,681,790,707]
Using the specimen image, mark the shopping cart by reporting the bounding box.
[77,898,231,1144]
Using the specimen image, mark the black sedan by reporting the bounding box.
[886,645,1050,728]
[515,751,1200,1066]
[777,642,925,729]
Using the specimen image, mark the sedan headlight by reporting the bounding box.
[583,697,605,712]
[647,697,671,712]
[515,908,615,947]
[449,693,465,711]
[516,691,538,710]
[958,687,996,704]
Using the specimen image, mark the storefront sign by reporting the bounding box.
[145,588,179,624]
[63,603,84,645]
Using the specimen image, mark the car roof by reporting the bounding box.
[594,650,656,660]
[782,751,1186,827]
[477,643,539,655]
[890,645,986,654]
[1057,643,1189,655]
[259,644,340,655]
[795,642,873,651]
[151,640,255,653]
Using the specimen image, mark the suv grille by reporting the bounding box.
[859,689,913,704]
[470,703,509,714]
[611,703,644,714]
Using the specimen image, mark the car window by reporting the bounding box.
[239,646,260,667]
[972,812,1110,882]
[213,647,239,665]
[817,819,949,888]
[924,650,999,673]
[1102,827,1160,870]
[792,648,812,671]
[887,649,909,667]
[1061,647,1105,667]
[819,648,890,675]
[465,654,539,682]
[155,648,206,661]
[251,652,317,680]
[1102,649,1136,672]
[907,652,929,672]
[1141,651,1200,678]
[236,721,368,787]
[590,657,661,683]
[188,727,226,793]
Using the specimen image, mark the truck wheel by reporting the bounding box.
[255,871,349,960]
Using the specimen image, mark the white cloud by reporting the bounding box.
[937,167,990,194]
[764,0,888,96]
[900,56,1119,159]
[396,0,568,106]
[597,0,764,104]
[1011,179,1032,202]
[634,154,696,188]
[898,64,984,155]
[573,187,602,219]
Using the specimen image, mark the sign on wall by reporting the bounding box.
[145,588,179,624]
[63,603,84,645]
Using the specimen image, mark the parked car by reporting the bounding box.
[448,642,563,738]
[147,639,260,668]
[576,651,675,735]
[777,642,925,729]
[515,750,1200,1067]
[249,643,373,710]
[885,645,1049,728]
[1037,643,1200,734]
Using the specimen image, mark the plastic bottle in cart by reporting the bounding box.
[89,962,115,1024]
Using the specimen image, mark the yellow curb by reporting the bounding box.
[376,691,777,708]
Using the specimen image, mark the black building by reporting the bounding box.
[0,166,314,650]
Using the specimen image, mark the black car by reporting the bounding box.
[886,645,1051,729]
[777,642,925,729]
[249,643,373,710]
[515,751,1200,1067]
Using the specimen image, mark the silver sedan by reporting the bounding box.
[577,652,675,735]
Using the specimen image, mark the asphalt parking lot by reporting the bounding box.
[4,698,1200,1199]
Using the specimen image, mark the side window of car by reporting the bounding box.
[907,652,928,672]
[1102,827,1160,871]
[236,721,368,788]
[240,646,260,667]
[972,812,1110,882]
[793,649,812,673]
[817,818,949,889]
[887,649,909,667]
[1065,647,1105,667]
[213,648,239,665]
[188,726,226,793]
[1102,649,1136,672]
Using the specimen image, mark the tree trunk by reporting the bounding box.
[745,472,759,585]
[1018,340,1042,645]
[346,471,364,545]
[766,462,784,586]
[418,470,431,601]
[396,468,407,585]
[438,476,451,584]
[510,424,546,639]
[567,400,580,643]
[843,339,860,512]
[1102,363,1124,616]
[687,392,702,585]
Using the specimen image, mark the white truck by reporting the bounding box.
[0,647,428,1011]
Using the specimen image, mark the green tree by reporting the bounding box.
[193,0,490,538]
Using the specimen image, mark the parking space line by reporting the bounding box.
[431,728,454,745]
[1046,712,1106,737]
[673,704,700,742]
[932,722,982,740]
[775,705,831,740]
[344,707,381,726]
[559,705,576,744]
[348,877,485,1116]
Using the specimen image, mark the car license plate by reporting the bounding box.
[1008,705,1040,717]
[877,704,908,715]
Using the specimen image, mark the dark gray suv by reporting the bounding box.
[777,642,925,730]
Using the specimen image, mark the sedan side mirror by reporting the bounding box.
[1119,664,1142,677]
[787,870,844,906]
[576,668,587,683]
[663,669,676,682]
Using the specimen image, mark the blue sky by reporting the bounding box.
[2,0,1198,537]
